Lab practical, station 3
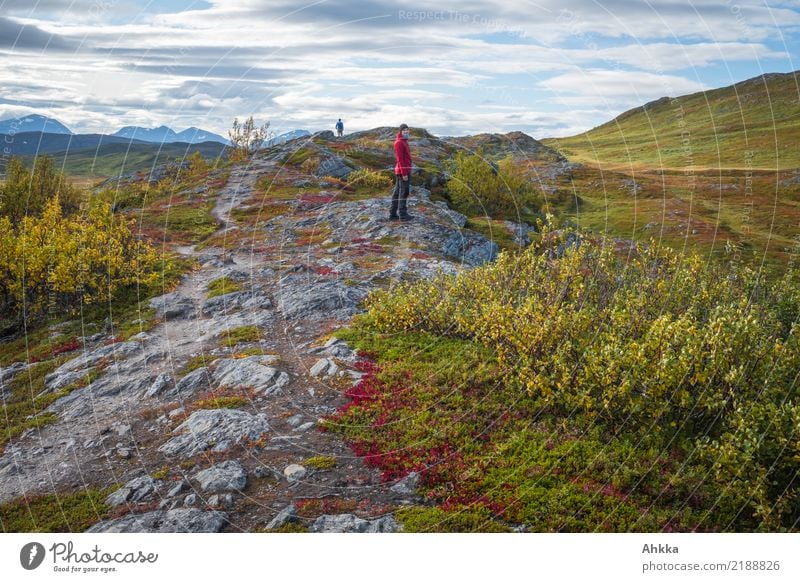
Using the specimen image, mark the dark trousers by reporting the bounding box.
[390,175,410,217]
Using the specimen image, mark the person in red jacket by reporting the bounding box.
[390,123,413,221]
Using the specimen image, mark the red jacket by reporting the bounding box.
[393,132,412,177]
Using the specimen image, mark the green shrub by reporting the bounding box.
[346,168,393,189]
[0,195,164,321]
[0,156,82,221]
[331,218,800,531]
[446,150,534,218]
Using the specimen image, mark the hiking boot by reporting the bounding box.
[399,214,413,221]
[388,214,400,221]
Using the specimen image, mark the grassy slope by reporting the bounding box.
[543,71,800,170]
[25,141,228,182]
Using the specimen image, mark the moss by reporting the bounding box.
[304,456,337,470]
[180,354,213,377]
[396,506,512,533]
[152,466,169,480]
[0,488,113,532]
[283,147,315,166]
[207,276,242,299]
[261,522,307,533]
[217,325,261,348]
[196,395,249,409]
[0,356,92,454]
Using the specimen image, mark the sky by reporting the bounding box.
[0,0,798,138]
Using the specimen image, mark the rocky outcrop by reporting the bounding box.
[212,355,290,395]
[86,508,227,533]
[309,513,400,533]
[194,460,248,492]
[158,409,270,458]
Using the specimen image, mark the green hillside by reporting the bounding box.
[22,141,228,182]
[543,71,800,170]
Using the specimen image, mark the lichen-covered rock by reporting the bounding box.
[169,367,211,398]
[194,460,247,493]
[212,356,288,394]
[158,409,270,458]
[146,372,173,397]
[148,292,196,319]
[86,508,227,533]
[309,513,399,533]
[265,504,298,530]
[283,464,307,481]
[106,475,158,507]
[201,290,272,316]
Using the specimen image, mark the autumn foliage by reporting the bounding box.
[0,194,162,321]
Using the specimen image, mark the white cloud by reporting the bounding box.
[0,0,796,137]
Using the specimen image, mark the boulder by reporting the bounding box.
[172,367,211,397]
[264,504,298,530]
[146,373,173,397]
[149,291,195,319]
[86,509,227,533]
[106,475,158,507]
[283,464,307,481]
[309,513,399,533]
[194,460,247,493]
[212,356,289,394]
[158,409,270,458]
[389,471,420,496]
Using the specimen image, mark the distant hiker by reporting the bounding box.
[390,123,413,221]
[335,118,344,137]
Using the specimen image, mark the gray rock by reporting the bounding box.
[172,367,211,397]
[265,504,297,530]
[207,494,234,509]
[85,508,227,533]
[309,513,399,533]
[42,369,88,394]
[315,155,353,179]
[277,278,368,321]
[106,475,157,507]
[389,471,420,496]
[212,356,287,394]
[167,481,188,498]
[201,290,271,316]
[287,414,304,428]
[158,408,270,458]
[442,232,499,266]
[309,358,337,377]
[51,341,141,375]
[194,460,247,493]
[146,372,173,397]
[283,464,307,481]
[149,291,195,319]
[184,493,197,506]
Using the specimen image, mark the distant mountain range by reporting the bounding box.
[0,114,72,135]
[0,114,313,178]
[0,114,311,150]
[112,125,229,145]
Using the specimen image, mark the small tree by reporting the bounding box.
[228,116,273,161]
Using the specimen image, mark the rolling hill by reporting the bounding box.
[543,70,800,170]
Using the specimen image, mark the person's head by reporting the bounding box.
[399,123,409,138]
[338,118,342,122]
